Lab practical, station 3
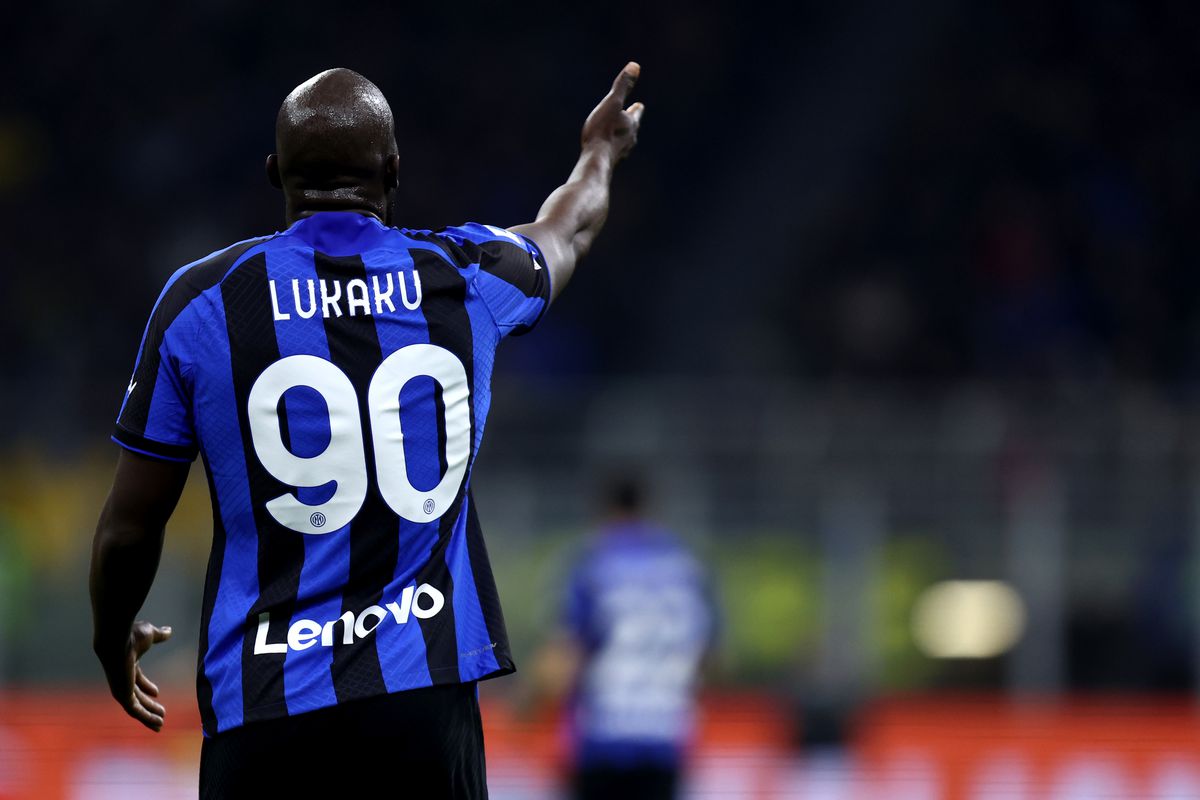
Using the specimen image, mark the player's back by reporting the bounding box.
[114,211,550,734]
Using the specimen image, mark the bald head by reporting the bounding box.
[268,68,399,224]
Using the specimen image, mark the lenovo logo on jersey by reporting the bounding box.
[253,583,445,655]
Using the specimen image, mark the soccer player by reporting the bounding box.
[89,63,643,798]
[555,479,717,800]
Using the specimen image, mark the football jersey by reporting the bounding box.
[113,211,549,735]
[564,522,716,767]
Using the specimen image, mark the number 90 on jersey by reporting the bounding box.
[247,344,470,534]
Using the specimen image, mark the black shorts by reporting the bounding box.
[573,763,680,800]
[200,682,487,799]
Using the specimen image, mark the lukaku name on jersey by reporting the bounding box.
[267,269,425,320]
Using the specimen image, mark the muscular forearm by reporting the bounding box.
[534,145,615,265]
[90,450,188,666]
[90,511,165,662]
[89,451,185,731]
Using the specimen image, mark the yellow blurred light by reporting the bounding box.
[911,580,1025,659]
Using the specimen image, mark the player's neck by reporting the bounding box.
[285,193,386,227]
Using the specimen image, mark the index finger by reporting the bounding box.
[610,62,640,104]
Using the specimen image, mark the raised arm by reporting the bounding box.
[510,62,644,303]
[90,448,190,731]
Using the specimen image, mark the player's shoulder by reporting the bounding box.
[154,232,280,311]
[397,222,536,266]
[403,222,528,248]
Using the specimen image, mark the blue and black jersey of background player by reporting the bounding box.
[113,211,550,735]
[563,522,718,768]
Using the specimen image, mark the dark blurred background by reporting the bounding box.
[4,1,1200,797]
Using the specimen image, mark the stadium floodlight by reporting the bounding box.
[911,580,1026,659]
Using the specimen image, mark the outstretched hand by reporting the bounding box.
[510,60,645,302]
[100,620,172,732]
[581,62,644,163]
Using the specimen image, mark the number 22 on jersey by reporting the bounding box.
[247,343,470,534]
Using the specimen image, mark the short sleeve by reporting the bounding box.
[112,277,199,462]
[433,223,552,337]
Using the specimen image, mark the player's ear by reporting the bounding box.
[266,154,283,189]
[384,154,399,191]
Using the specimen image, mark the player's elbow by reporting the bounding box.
[92,503,158,560]
[94,501,128,551]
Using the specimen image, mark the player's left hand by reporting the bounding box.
[100,620,173,732]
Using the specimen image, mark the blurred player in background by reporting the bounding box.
[548,478,717,800]
[89,63,642,798]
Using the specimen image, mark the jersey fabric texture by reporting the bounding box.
[113,212,550,735]
[564,523,716,768]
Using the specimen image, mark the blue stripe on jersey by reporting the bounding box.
[463,280,499,454]
[360,243,435,691]
[474,269,547,337]
[263,244,346,715]
[142,347,193,449]
[194,289,260,732]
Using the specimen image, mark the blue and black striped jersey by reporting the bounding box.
[113,211,550,735]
